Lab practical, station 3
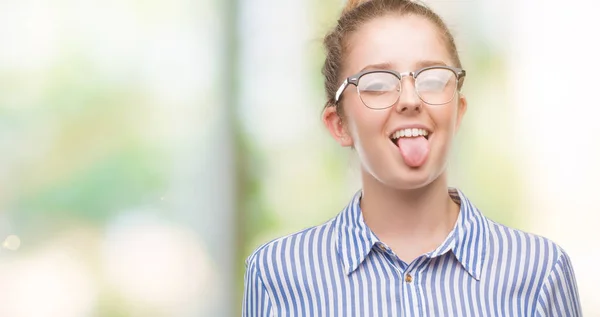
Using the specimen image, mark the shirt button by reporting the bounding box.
[405,273,413,283]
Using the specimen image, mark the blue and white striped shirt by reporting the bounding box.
[242,188,582,316]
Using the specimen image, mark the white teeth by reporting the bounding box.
[391,128,429,139]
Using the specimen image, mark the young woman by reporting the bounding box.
[242,0,582,316]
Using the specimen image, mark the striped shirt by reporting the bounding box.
[242,188,582,316]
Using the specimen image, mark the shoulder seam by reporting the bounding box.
[531,246,565,314]
[247,256,276,316]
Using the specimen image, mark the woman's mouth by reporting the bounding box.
[389,128,431,167]
[389,128,430,145]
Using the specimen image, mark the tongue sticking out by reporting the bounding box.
[396,136,430,167]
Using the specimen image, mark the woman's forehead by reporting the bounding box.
[344,14,452,74]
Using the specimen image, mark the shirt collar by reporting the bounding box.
[335,188,489,280]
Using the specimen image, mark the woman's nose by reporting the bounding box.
[395,79,421,114]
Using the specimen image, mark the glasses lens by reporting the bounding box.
[357,72,400,109]
[415,68,457,105]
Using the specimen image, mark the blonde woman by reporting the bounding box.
[242,0,581,316]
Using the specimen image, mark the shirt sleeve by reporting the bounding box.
[242,257,274,317]
[535,251,582,317]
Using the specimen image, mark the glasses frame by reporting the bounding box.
[334,65,466,109]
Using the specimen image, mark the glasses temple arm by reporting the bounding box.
[335,79,349,102]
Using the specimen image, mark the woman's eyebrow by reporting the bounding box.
[359,61,394,72]
[415,60,448,68]
[358,60,448,72]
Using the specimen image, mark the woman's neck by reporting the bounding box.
[360,170,460,262]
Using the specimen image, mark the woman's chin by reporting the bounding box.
[390,177,435,191]
[384,163,441,190]
[361,147,444,190]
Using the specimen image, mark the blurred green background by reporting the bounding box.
[0,0,597,316]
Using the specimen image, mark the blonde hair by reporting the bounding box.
[342,0,368,14]
[323,0,462,114]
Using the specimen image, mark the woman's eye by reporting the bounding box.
[418,78,446,91]
[363,82,390,91]
[361,80,397,92]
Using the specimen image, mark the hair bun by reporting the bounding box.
[342,0,371,14]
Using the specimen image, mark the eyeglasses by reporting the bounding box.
[334,66,466,110]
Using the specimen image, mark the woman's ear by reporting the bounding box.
[455,93,468,131]
[322,105,354,147]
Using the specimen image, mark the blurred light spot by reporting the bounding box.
[0,243,96,317]
[3,235,21,251]
[0,2,59,71]
[102,213,216,315]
